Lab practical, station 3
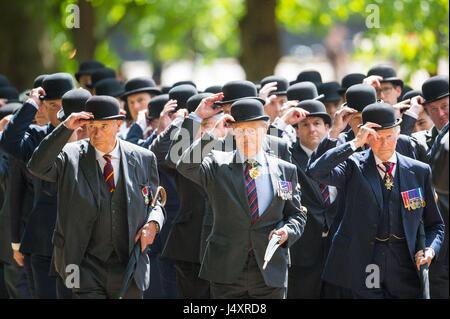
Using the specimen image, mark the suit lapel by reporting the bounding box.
[79,142,101,210]
[361,151,383,211]
[118,140,136,208]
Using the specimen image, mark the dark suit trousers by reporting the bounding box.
[2,262,32,299]
[429,260,449,299]
[73,253,142,299]
[354,242,420,299]
[210,254,285,299]
[174,260,210,299]
[24,254,56,299]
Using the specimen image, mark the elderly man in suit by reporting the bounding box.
[308,102,444,298]
[27,96,165,299]
[177,94,306,299]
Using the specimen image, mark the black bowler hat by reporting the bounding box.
[57,88,92,121]
[94,78,125,97]
[215,80,264,105]
[287,82,324,102]
[344,84,377,113]
[40,73,75,100]
[85,95,125,121]
[296,99,332,126]
[186,93,213,113]
[122,77,161,99]
[33,74,48,89]
[0,86,19,102]
[290,70,322,86]
[260,75,289,96]
[168,84,198,109]
[338,73,366,95]
[147,94,169,120]
[0,102,21,120]
[400,85,412,100]
[230,99,269,123]
[402,90,422,102]
[75,60,105,82]
[319,82,342,103]
[204,85,222,94]
[362,102,402,130]
[172,80,197,89]
[87,68,116,89]
[0,74,10,88]
[367,65,403,87]
[422,75,449,105]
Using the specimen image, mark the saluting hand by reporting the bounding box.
[329,106,358,139]
[259,81,278,101]
[363,75,383,89]
[280,107,310,126]
[63,112,94,130]
[353,122,381,148]
[194,92,225,120]
[29,87,46,107]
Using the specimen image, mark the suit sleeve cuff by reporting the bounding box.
[11,243,20,251]
[349,141,358,151]
[26,98,39,110]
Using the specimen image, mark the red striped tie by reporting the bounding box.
[103,154,115,193]
[244,162,259,224]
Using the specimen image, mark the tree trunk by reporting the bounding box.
[239,0,281,82]
[72,0,97,64]
[0,1,53,90]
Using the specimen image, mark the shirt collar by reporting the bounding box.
[299,143,315,158]
[95,139,120,161]
[373,152,397,167]
[239,150,267,166]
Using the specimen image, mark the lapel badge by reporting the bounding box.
[141,186,150,205]
[277,180,293,200]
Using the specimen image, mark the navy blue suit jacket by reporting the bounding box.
[308,142,444,290]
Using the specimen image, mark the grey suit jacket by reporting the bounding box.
[176,131,306,288]
[27,124,165,291]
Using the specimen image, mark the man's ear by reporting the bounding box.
[395,86,402,98]
[117,120,123,129]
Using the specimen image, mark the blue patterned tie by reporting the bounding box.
[319,183,331,207]
[244,161,259,224]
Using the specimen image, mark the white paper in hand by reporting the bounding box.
[263,234,282,270]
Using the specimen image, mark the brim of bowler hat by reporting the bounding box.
[87,114,126,121]
[313,94,325,101]
[120,87,161,99]
[232,115,270,123]
[272,91,287,96]
[380,77,404,87]
[39,95,61,100]
[423,92,449,105]
[358,118,403,130]
[306,112,332,126]
[215,97,266,106]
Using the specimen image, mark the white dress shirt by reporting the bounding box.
[95,140,121,186]
[374,152,398,179]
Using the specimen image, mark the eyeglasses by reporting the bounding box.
[375,86,394,96]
